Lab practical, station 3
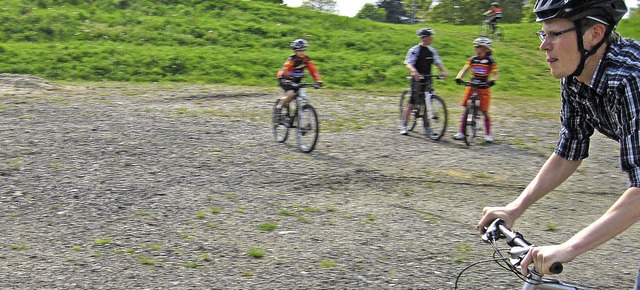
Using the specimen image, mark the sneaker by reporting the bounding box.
[485,135,494,142]
[453,132,465,140]
[424,127,435,136]
[400,126,408,135]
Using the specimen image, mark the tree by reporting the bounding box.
[521,0,537,23]
[402,0,433,22]
[431,0,525,25]
[376,0,406,23]
[301,0,338,14]
[355,3,387,22]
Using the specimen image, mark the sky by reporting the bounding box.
[282,0,376,17]
[282,0,638,18]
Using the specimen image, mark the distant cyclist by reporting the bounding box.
[483,2,503,34]
[453,36,499,142]
[401,27,449,136]
[275,38,323,116]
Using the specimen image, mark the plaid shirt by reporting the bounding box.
[556,37,640,187]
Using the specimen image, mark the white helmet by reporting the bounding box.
[473,36,492,48]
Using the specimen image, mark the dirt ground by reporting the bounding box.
[1,74,638,289]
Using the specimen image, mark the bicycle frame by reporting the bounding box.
[416,76,442,122]
[295,87,310,114]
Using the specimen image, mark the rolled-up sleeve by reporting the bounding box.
[617,75,640,187]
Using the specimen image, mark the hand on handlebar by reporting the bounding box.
[488,80,496,87]
[455,78,464,85]
[315,81,324,88]
[521,244,570,277]
[477,206,518,234]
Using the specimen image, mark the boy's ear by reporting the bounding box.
[587,23,608,45]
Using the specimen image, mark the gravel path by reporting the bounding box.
[1,74,637,289]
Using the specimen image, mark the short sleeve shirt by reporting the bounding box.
[404,45,442,76]
[555,37,640,187]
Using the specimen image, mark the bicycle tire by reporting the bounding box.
[494,26,504,41]
[479,22,490,37]
[462,104,478,146]
[399,89,418,131]
[427,94,448,141]
[296,104,319,153]
[272,100,289,143]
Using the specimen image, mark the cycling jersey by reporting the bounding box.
[465,55,498,83]
[555,37,640,187]
[404,45,443,76]
[277,55,321,82]
[492,7,503,18]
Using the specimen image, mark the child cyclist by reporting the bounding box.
[483,2,503,34]
[453,36,499,142]
[274,38,323,115]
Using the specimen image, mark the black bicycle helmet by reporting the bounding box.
[533,0,627,25]
[416,28,435,37]
[491,2,499,7]
[533,0,628,77]
[290,38,309,50]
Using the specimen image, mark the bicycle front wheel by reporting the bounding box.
[462,106,478,146]
[494,26,504,41]
[399,89,419,131]
[296,104,319,153]
[273,100,289,143]
[479,23,490,36]
[427,94,448,141]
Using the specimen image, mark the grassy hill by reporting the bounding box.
[0,0,638,99]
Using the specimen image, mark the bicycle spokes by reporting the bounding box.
[296,104,319,153]
[273,101,290,143]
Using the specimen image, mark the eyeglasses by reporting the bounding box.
[474,45,484,49]
[536,27,576,43]
[295,49,306,52]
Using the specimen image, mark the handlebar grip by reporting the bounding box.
[549,262,563,274]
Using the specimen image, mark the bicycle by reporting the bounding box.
[455,218,594,289]
[272,82,320,153]
[480,18,505,41]
[398,75,448,141]
[456,79,490,146]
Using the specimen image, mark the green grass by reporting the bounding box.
[247,247,266,258]
[95,239,111,246]
[258,222,278,231]
[0,0,637,103]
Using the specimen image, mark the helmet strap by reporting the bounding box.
[569,19,614,78]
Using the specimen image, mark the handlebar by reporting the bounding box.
[406,74,445,80]
[289,82,322,89]
[483,219,564,274]
[457,79,491,89]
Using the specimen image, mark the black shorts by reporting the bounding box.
[409,78,433,105]
[279,78,301,92]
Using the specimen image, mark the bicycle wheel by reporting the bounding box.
[272,100,289,143]
[296,104,319,153]
[427,94,448,141]
[494,26,504,41]
[479,22,490,36]
[462,105,478,146]
[399,89,418,131]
